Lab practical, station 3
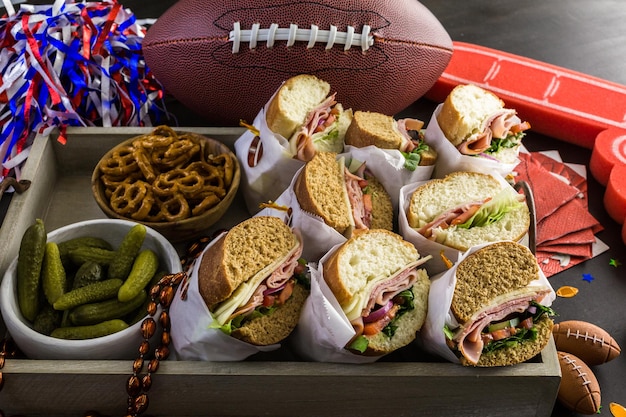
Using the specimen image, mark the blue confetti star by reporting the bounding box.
[582,273,594,283]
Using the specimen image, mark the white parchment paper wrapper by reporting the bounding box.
[397,172,530,276]
[426,104,520,179]
[256,165,346,264]
[234,104,304,215]
[289,243,382,363]
[419,242,556,364]
[257,150,430,264]
[169,233,280,361]
[343,145,434,212]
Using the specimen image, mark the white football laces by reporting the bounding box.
[229,22,373,53]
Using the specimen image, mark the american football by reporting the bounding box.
[142,0,453,125]
[553,320,621,366]
[557,351,602,415]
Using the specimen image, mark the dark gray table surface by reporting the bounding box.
[2,1,625,416]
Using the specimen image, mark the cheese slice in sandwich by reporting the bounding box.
[198,216,308,346]
[323,229,431,355]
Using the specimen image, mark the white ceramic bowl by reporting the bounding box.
[0,219,182,360]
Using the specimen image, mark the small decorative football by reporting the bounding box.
[142,0,453,126]
[553,320,621,366]
[557,351,601,415]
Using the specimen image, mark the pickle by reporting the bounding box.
[127,271,165,325]
[42,241,67,305]
[108,223,147,281]
[53,279,123,311]
[17,218,47,321]
[50,319,129,340]
[68,246,116,266]
[72,261,105,290]
[33,304,62,336]
[118,249,159,303]
[58,236,113,266]
[69,290,147,326]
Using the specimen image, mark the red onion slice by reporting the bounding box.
[363,300,393,323]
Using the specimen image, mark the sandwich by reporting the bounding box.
[345,110,438,169]
[265,74,353,161]
[323,229,431,355]
[406,171,530,251]
[444,241,555,366]
[198,216,309,345]
[294,151,393,237]
[437,84,530,163]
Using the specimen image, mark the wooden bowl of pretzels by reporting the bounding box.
[91,126,240,243]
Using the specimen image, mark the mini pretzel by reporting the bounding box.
[208,153,234,188]
[110,180,154,219]
[100,173,143,198]
[151,125,179,140]
[154,192,190,222]
[133,145,158,183]
[99,145,139,176]
[133,131,174,150]
[191,192,221,216]
[186,161,224,188]
[152,169,205,198]
[195,184,226,199]
[151,139,200,169]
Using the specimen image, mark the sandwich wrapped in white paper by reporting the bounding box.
[426,103,521,179]
[419,241,556,366]
[169,235,280,361]
[398,171,531,276]
[258,151,401,263]
[170,216,308,361]
[291,230,431,363]
[290,252,380,364]
[234,74,352,214]
[234,106,305,214]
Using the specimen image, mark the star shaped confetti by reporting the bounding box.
[582,273,595,283]
[609,258,621,267]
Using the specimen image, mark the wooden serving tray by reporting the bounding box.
[0,127,560,417]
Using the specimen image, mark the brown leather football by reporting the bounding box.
[142,0,453,126]
[553,320,621,366]
[557,351,602,415]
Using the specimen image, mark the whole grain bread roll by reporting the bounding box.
[345,110,437,165]
[295,151,393,237]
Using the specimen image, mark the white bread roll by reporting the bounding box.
[265,74,331,139]
[437,84,504,147]
[436,84,526,165]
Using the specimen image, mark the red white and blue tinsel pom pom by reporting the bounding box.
[0,0,171,182]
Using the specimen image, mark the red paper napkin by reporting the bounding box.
[514,151,605,277]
